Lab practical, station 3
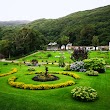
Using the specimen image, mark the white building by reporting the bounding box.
[47,42,58,50]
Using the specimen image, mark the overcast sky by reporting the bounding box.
[0,0,110,21]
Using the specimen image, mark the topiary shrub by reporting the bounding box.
[86,70,99,76]
[71,86,98,102]
[83,58,106,73]
[70,61,86,72]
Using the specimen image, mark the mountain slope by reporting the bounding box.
[27,5,110,45]
[0,20,30,26]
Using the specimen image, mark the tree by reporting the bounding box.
[92,36,99,51]
[80,25,95,46]
[60,36,69,50]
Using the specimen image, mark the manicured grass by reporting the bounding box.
[0,61,110,110]
[18,50,73,63]
[88,51,110,64]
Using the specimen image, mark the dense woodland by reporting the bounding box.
[0,5,110,58]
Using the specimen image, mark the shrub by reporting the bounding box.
[71,47,88,61]
[3,63,8,65]
[71,86,98,101]
[28,68,35,71]
[86,70,99,76]
[70,61,86,72]
[83,58,106,73]
[65,65,71,71]
[31,59,38,66]
[47,53,52,58]
[59,56,65,67]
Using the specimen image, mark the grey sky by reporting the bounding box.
[0,0,110,21]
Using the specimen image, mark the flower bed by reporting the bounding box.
[0,68,17,77]
[8,76,75,90]
[26,72,80,79]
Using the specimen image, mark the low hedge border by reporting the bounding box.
[8,76,75,90]
[0,68,17,77]
[26,72,80,79]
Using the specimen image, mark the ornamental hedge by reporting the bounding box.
[8,76,75,90]
[0,68,17,77]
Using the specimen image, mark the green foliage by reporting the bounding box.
[71,47,88,61]
[0,5,110,59]
[26,5,110,46]
[92,36,99,50]
[65,65,71,71]
[86,70,99,76]
[71,86,98,101]
[47,53,52,58]
[59,56,65,67]
[88,51,110,65]
[84,58,106,73]
[28,68,35,71]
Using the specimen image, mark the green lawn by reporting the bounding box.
[88,51,110,65]
[0,61,110,110]
[18,50,73,63]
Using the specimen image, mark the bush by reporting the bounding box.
[86,70,99,76]
[71,86,98,101]
[3,63,8,65]
[28,68,35,71]
[70,61,86,72]
[31,59,38,66]
[47,53,52,58]
[65,65,71,71]
[59,56,65,67]
[83,58,106,73]
[71,47,88,61]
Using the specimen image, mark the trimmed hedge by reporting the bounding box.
[0,68,17,77]
[8,76,75,90]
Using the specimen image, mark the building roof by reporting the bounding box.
[48,42,57,46]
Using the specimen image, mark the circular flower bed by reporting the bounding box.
[71,86,98,101]
[32,74,59,82]
[8,76,75,90]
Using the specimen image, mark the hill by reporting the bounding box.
[0,20,30,26]
[0,5,110,58]
[27,5,110,45]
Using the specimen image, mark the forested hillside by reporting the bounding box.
[0,5,110,58]
[27,5,110,46]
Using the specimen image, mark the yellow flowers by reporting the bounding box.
[26,71,80,79]
[0,68,17,77]
[8,76,75,90]
[54,72,80,79]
